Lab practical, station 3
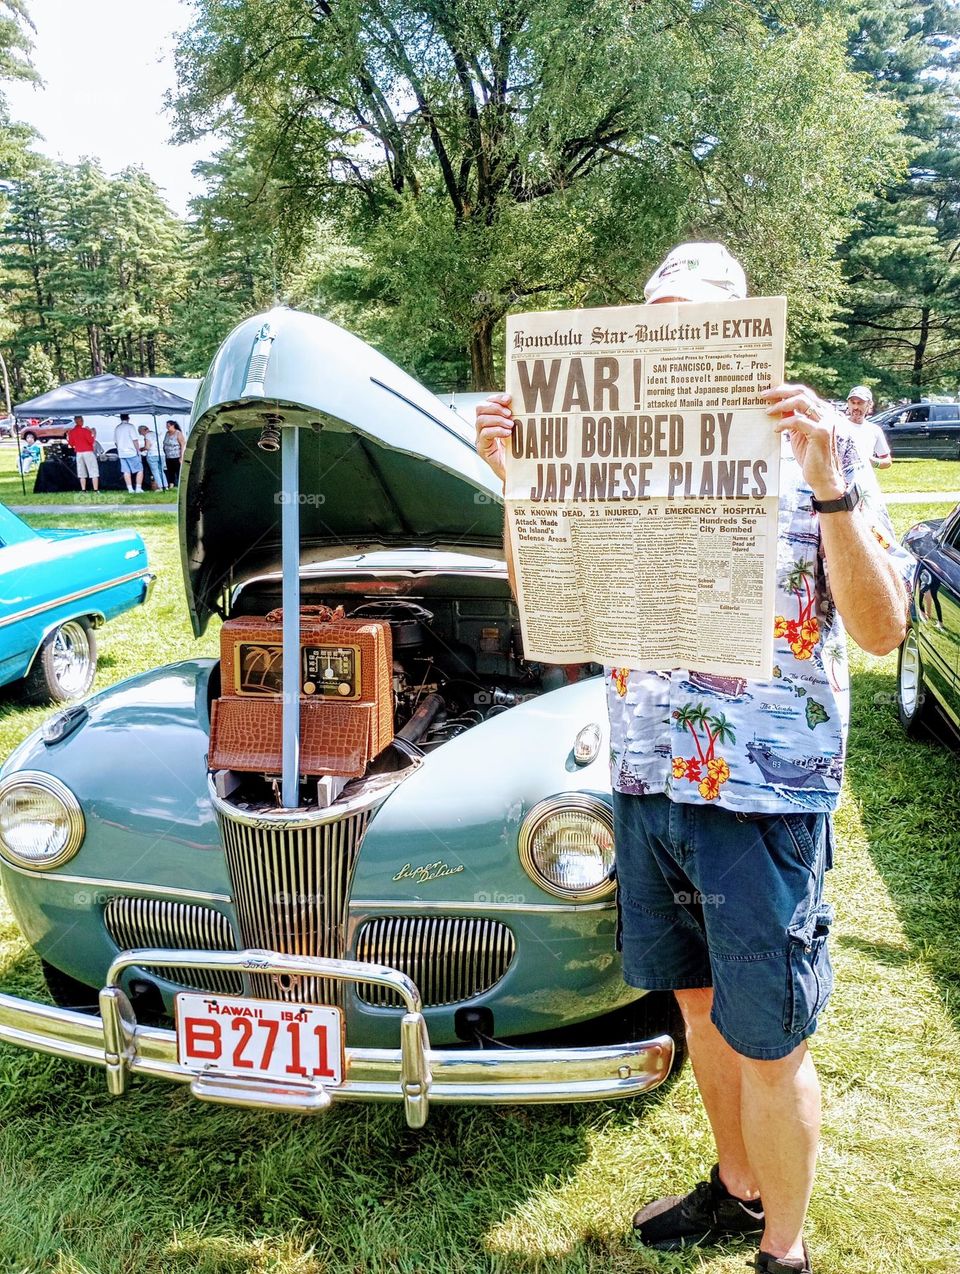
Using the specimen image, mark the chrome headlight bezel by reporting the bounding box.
[517,793,616,902]
[0,771,85,871]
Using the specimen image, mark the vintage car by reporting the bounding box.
[897,501,960,745]
[0,309,679,1128]
[0,502,152,701]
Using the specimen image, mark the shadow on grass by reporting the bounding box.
[845,667,960,1031]
[0,926,683,1273]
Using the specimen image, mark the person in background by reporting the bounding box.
[163,419,186,488]
[844,385,891,469]
[475,243,912,1274]
[115,413,143,493]
[138,424,168,491]
[66,413,100,492]
[18,430,41,475]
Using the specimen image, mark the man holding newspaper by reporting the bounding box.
[475,243,911,1274]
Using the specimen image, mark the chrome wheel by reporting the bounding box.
[898,629,921,720]
[51,621,93,697]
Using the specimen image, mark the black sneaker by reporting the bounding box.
[633,1164,765,1250]
[753,1242,812,1273]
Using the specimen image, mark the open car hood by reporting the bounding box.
[181,308,504,635]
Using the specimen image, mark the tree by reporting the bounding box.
[797,0,960,398]
[19,340,54,397]
[172,0,904,389]
[0,159,186,387]
[0,0,37,179]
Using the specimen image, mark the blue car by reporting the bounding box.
[0,503,154,701]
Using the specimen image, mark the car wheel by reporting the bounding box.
[41,961,100,1014]
[897,628,936,737]
[25,618,97,703]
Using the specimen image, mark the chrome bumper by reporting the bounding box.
[0,948,674,1127]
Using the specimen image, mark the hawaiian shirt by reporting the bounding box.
[606,431,914,814]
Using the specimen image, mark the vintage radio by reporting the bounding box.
[208,606,393,778]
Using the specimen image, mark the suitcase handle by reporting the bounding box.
[264,604,346,623]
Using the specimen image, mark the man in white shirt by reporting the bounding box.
[845,386,891,469]
[114,413,143,493]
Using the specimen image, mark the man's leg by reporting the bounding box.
[740,1043,820,1263]
[676,988,818,1261]
[675,987,759,1201]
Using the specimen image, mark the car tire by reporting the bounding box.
[25,618,97,703]
[41,961,100,1014]
[897,628,937,738]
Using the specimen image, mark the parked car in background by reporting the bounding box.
[0,503,153,701]
[898,501,960,745]
[0,308,680,1129]
[16,417,73,441]
[873,402,960,459]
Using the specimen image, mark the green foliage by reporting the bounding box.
[18,339,54,397]
[0,158,186,391]
[0,0,37,180]
[794,0,960,399]
[171,0,905,389]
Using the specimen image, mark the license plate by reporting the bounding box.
[175,992,344,1086]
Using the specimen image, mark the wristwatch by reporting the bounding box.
[811,482,862,514]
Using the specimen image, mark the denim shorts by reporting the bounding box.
[613,792,834,1060]
[120,454,142,474]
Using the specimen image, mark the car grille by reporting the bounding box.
[103,897,242,995]
[215,798,379,1007]
[354,916,516,1008]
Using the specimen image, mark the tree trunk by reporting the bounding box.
[912,305,930,394]
[469,319,497,391]
[146,332,156,376]
[88,324,102,376]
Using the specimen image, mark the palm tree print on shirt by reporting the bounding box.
[671,704,735,800]
[775,559,820,660]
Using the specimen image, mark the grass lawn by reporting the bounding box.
[876,457,960,495]
[0,507,957,1273]
[0,439,177,507]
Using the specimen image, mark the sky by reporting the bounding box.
[5,0,218,216]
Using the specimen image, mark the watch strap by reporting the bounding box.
[811,482,862,514]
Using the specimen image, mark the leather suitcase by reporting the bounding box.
[209,606,393,777]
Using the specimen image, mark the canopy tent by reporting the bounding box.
[13,374,193,495]
[13,373,192,418]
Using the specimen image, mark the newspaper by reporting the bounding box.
[504,296,786,678]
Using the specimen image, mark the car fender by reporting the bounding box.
[354,676,611,906]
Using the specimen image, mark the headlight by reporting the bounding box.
[518,794,615,901]
[0,772,85,870]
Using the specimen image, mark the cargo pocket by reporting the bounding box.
[784,901,834,1035]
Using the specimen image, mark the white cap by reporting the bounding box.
[847,385,873,402]
[644,242,747,305]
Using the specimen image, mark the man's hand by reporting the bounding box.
[763,383,907,656]
[475,392,515,487]
[762,383,846,502]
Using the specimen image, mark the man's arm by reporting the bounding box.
[764,386,908,657]
[475,393,519,601]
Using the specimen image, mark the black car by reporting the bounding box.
[898,502,960,744]
[873,402,960,460]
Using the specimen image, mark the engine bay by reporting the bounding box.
[208,570,599,809]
